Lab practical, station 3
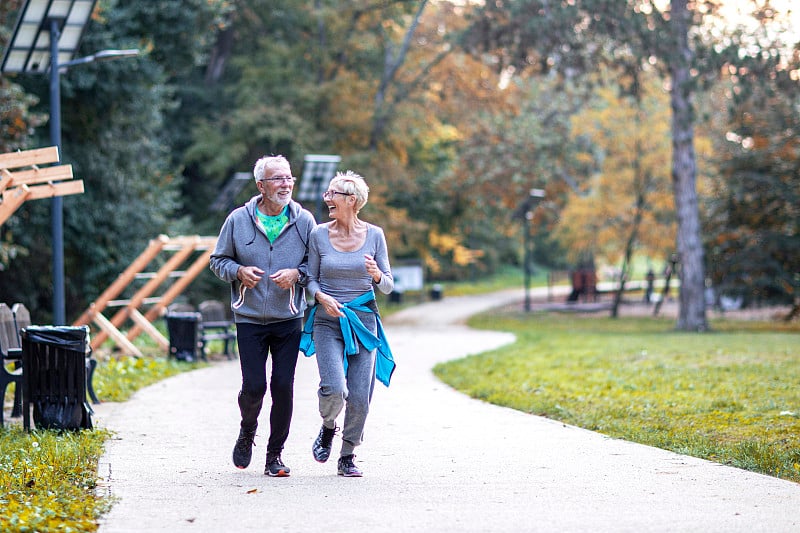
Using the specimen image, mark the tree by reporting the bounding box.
[436,75,586,278]
[0,0,229,321]
[182,0,500,275]
[461,0,792,330]
[557,67,679,316]
[668,0,707,330]
[704,60,800,318]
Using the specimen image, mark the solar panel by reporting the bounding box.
[1,0,98,74]
[210,172,251,212]
[296,154,341,202]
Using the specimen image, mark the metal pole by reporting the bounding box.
[524,211,532,312]
[49,18,65,325]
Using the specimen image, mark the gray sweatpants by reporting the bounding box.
[312,309,377,457]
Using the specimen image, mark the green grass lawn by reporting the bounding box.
[434,310,800,482]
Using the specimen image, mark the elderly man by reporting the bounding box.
[210,155,315,477]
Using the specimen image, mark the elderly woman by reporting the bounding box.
[301,170,395,477]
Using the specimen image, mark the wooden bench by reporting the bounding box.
[198,300,237,360]
[0,303,23,427]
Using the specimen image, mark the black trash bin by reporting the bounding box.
[21,325,93,431]
[166,312,204,362]
[429,284,443,301]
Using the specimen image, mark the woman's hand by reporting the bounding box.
[364,254,382,283]
[316,292,344,317]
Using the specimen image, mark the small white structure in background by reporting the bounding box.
[392,263,424,294]
[390,262,424,303]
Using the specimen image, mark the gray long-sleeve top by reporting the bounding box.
[307,222,394,303]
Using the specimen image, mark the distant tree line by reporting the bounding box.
[1,0,797,325]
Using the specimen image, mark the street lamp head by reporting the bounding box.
[59,48,140,71]
[92,49,140,61]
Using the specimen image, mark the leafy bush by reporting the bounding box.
[0,427,111,532]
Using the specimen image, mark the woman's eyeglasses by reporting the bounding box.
[322,189,353,199]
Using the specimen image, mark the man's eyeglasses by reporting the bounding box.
[323,189,353,199]
[261,176,296,184]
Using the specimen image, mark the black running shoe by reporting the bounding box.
[232,427,257,469]
[265,455,291,477]
[312,424,338,463]
[337,454,362,477]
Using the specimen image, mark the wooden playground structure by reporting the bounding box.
[0,146,84,225]
[1,146,219,358]
[73,235,218,357]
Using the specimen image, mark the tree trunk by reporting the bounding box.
[369,0,428,149]
[669,0,708,332]
[204,26,234,84]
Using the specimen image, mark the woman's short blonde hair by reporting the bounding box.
[330,170,369,212]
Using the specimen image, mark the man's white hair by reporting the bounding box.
[253,155,291,182]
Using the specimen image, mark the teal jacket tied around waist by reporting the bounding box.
[300,291,395,387]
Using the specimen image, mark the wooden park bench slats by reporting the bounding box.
[0,146,59,169]
[0,303,23,427]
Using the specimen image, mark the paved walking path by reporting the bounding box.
[95,289,800,532]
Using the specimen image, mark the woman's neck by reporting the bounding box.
[330,217,362,236]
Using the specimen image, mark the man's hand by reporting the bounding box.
[237,266,264,289]
[270,268,300,290]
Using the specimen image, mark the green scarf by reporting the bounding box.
[256,205,289,243]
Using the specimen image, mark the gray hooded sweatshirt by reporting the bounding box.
[209,195,316,324]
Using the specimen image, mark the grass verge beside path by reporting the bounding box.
[434,311,800,483]
[0,355,200,532]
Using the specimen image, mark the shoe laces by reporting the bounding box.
[268,456,285,468]
[237,431,256,448]
[321,425,339,447]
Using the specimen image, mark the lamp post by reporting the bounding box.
[519,189,545,312]
[1,0,138,324]
[47,26,138,324]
